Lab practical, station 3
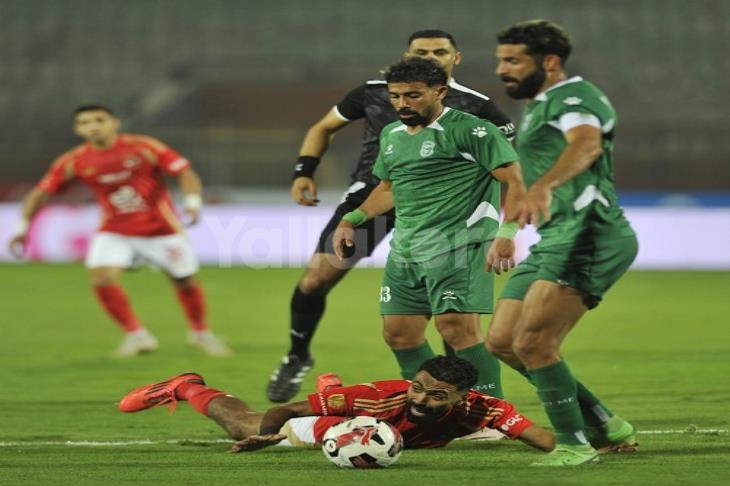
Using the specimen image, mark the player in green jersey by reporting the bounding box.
[487,20,639,466]
[332,57,527,399]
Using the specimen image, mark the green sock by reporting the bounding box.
[392,342,436,380]
[455,342,503,398]
[517,365,613,430]
[575,380,615,428]
[514,365,535,385]
[529,360,587,446]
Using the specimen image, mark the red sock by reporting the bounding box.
[175,284,208,331]
[93,285,142,332]
[176,382,227,416]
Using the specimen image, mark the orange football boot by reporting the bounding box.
[316,373,343,392]
[119,372,204,414]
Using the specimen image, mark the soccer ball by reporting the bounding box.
[321,416,404,469]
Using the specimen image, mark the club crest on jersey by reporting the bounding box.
[123,157,141,169]
[384,144,394,155]
[420,141,435,157]
[562,96,583,106]
[326,393,346,413]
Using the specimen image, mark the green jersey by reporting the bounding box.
[517,76,634,242]
[373,107,518,262]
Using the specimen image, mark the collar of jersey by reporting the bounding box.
[534,75,583,101]
[390,107,451,134]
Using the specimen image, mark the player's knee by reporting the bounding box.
[298,272,333,296]
[172,275,196,289]
[435,318,480,347]
[90,269,119,287]
[485,330,514,361]
[512,331,555,362]
[382,326,420,349]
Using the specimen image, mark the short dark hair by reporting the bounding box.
[408,29,458,49]
[74,105,115,117]
[497,19,572,63]
[384,57,447,87]
[417,356,478,392]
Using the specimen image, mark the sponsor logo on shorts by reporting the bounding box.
[441,290,457,300]
[165,246,183,262]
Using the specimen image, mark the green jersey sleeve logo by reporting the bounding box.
[562,96,583,105]
[471,126,488,138]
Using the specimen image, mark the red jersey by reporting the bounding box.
[37,134,191,237]
[308,380,533,449]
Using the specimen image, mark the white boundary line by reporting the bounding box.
[0,429,726,447]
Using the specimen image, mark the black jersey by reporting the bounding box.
[335,79,515,186]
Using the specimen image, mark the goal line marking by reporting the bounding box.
[0,429,726,447]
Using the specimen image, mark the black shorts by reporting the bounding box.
[315,182,395,258]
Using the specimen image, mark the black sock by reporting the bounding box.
[287,287,325,360]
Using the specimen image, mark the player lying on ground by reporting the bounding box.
[119,356,555,454]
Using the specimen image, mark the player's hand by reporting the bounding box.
[183,208,200,226]
[229,434,287,453]
[485,238,516,275]
[8,233,27,259]
[332,222,356,260]
[519,183,552,227]
[291,177,319,206]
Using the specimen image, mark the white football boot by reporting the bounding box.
[187,330,233,356]
[113,329,159,357]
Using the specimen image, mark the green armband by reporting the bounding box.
[495,222,519,240]
[342,209,368,227]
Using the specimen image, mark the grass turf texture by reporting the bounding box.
[0,264,728,485]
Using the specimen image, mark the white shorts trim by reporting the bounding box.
[85,232,199,278]
[277,417,319,448]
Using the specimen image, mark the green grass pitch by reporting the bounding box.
[0,264,728,485]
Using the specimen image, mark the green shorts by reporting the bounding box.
[500,232,638,309]
[380,243,494,315]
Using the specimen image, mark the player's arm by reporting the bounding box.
[177,167,203,225]
[331,180,393,260]
[230,400,316,452]
[478,100,516,142]
[516,424,556,452]
[8,153,75,258]
[8,187,52,258]
[490,162,526,224]
[520,124,603,226]
[291,108,352,206]
[478,395,555,451]
[485,162,527,274]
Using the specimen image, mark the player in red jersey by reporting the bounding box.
[118,356,555,455]
[7,105,231,357]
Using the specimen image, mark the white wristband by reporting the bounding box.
[15,219,29,235]
[184,194,203,211]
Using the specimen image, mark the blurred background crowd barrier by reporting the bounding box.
[1,0,728,267]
